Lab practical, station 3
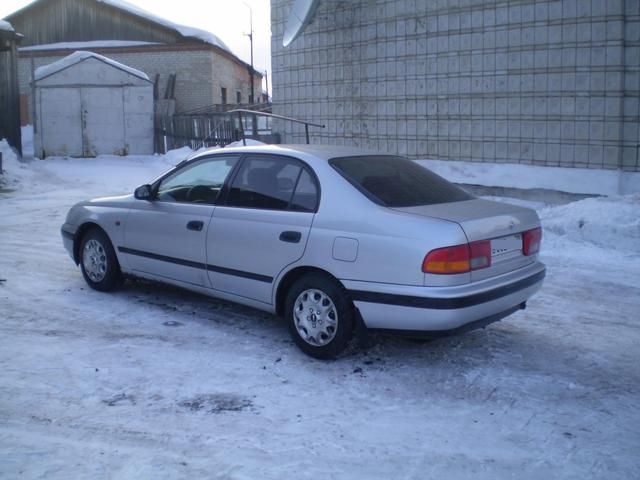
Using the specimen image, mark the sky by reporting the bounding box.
[0,0,272,92]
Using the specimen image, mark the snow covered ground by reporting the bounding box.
[1,139,639,479]
[418,159,640,197]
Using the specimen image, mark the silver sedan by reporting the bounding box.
[61,145,545,358]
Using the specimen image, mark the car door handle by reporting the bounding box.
[186,220,204,231]
[279,231,302,243]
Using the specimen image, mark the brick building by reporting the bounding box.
[5,0,263,121]
[271,0,640,173]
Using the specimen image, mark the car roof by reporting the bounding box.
[191,143,391,163]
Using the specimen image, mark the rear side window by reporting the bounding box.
[226,155,319,211]
[290,170,319,212]
[330,155,472,207]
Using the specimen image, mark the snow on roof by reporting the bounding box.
[20,40,162,51]
[34,50,150,81]
[0,19,15,32]
[97,0,232,53]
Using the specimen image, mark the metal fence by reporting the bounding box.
[154,113,238,153]
[154,108,325,154]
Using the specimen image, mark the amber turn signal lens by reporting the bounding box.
[422,240,491,274]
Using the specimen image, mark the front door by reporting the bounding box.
[207,154,319,304]
[121,154,241,287]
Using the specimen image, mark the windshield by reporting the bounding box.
[330,155,473,207]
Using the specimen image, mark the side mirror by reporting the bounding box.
[134,184,153,200]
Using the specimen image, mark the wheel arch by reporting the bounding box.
[275,266,346,318]
[73,222,107,264]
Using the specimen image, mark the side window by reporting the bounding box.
[156,155,239,204]
[226,156,317,211]
[291,169,319,212]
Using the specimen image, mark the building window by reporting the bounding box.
[236,91,242,104]
[221,87,227,104]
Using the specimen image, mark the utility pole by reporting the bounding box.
[243,1,257,135]
[243,1,254,104]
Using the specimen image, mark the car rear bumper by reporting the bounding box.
[343,261,545,331]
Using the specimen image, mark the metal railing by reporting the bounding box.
[228,109,325,145]
[181,102,272,115]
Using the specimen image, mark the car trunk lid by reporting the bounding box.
[393,199,541,281]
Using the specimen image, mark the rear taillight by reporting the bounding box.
[522,227,542,256]
[422,240,491,274]
[469,240,491,270]
[422,244,470,274]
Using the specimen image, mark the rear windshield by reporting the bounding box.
[330,155,473,207]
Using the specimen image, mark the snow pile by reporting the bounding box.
[539,194,640,256]
[0,139,17,164]
[163,146,196,165]
[225,139,266,147]
[419,159,640,196]
[34,51,150,81]
[1,141,195,197]
[0,140,35,188]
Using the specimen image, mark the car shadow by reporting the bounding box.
[111,278,634,400]
[117,276,287,336]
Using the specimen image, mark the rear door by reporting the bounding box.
[206,154,319,304]
[122,154,240,286]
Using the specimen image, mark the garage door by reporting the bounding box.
[81,87,125,157]
[39,88,83,157]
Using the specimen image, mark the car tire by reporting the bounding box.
[79,227,123,292]
[285,273,355,359]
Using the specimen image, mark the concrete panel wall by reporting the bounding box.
[271,0,640,172]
